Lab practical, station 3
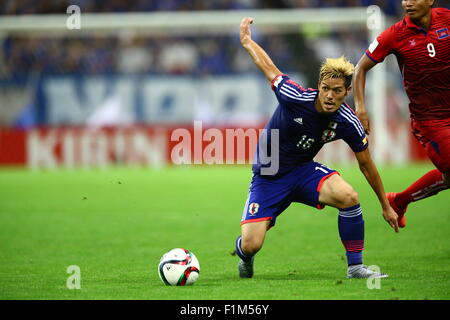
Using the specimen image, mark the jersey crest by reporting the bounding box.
[321,129,336,142]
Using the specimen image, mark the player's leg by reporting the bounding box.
[392,169,449,211]
[235,174,294,278]
[291,163,386,278]
[239,220,271,256]
[317,173,359,209]
[389,119,450,227]
[318,173,387,278]
[318,174,364,266]
[235,220,271,278]
[387,169,448,226]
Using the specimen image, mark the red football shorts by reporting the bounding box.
[411,118,450,173]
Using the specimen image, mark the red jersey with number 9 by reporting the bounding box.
[365,8,450,121]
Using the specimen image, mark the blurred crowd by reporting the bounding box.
[0,0,415,82]
[0,1,405,16]
[2,0,441,126]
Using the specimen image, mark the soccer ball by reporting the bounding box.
[158,248,200,286]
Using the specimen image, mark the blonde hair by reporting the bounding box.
[319,56,355,88]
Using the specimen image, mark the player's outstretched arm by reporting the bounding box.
[354,148,399,233]
[353,55,377,135]
[240,17,282,83]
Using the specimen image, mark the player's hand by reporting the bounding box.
[240,17,254,47]
[356,109,371,135]
[383,206,399,233]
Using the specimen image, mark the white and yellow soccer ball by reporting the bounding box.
[158,248,200,286]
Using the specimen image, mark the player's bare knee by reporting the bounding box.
[345,188,359,207]
[241,236,263,255]
[338,188,359,208]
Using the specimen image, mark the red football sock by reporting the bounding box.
[395,169,448,209]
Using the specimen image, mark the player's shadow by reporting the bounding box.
[256,272,339,281]
[206,271,340,282]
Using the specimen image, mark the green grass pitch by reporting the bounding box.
[0,164,449,300]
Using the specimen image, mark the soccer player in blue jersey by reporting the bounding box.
[235,17,399,279]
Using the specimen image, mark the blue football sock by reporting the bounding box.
[235,235,253,262]
[338,204,364,266]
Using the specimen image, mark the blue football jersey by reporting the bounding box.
[253,74,368,177]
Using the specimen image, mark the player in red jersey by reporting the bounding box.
[353,0,449,228]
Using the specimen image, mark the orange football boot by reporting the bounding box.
[386,192,407,228]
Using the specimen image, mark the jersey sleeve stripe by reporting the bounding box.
[280,84,302,96]
[282,85,316,96]
[296,91,317,97]
[339,111,364,137]
[340,105,364,126]
[281,84,316,98]
[340,106,365,135]
[279,87,316,101]
[344,109,364,136]
[338,107,365,136]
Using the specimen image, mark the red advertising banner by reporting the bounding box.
[0,128,27,165]
[0,124,266,168]
[0,123,428,168]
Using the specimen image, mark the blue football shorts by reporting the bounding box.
[241,161,339,228]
